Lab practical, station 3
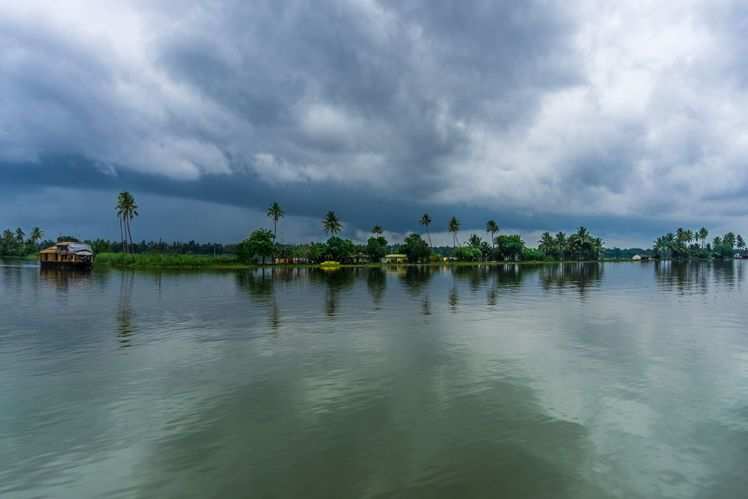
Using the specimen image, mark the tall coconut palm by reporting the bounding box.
[372,225,383,236]
[266,202,284,240]
[555,232,567,260]
[116,192,138,253]
[322,211,342,236]
[419,214,432,247]
[698,227,708,249]
[448,216,460,248]
[486,220,499,248]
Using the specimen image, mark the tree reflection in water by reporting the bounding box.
[366,268,386,308]
[309,268,356,319]
[399,266,434,296]
[117,271,136,347]
[654,260,741,294]
[538,263,603,297]
[236,268,284,330]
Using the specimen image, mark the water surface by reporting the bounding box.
[1,261,747,498]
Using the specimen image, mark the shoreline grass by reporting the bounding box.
[91,252,673,270]
[94,252,247,269]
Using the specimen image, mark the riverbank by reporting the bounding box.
[90,252,660,270]
[94,253,248,269]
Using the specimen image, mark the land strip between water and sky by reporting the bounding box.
[2,194,746,270]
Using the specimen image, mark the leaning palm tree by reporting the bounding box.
[116,192,138,253]
[448,216,460,248]
[266,202,284,240]
[486,220,499,248]
[419,214,432,247]
[322,211,342,236]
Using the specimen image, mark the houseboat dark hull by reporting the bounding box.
[40,259,94,270]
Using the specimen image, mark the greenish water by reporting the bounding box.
[1,261,747,498]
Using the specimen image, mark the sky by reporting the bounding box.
[2,0,748,247]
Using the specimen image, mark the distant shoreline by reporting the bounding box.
[90,256,725,271]
[3,254,737,271]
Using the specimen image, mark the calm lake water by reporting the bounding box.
[1,261,747,498]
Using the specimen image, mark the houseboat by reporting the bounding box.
[39,241,95,269]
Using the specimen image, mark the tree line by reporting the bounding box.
[0,227,44,257]
[653,227,746,259]
[9,194,745,264]
[236,203,606,264]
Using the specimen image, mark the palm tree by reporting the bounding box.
[555,232,567,260]
[676,228,687,246]
[486,220,499,248]
[116,192,138,253]
[698,227,709,249]
[30,227,43,245]
[266,202,284,240]
[15,227,25,245]
[538,232,555,257]
[419,214,432,247]
[568,226,593,260]
[448,216,460,248]
[322,211,342,236]
[372,225,383,236]
[737,235,746,256]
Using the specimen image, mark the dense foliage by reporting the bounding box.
[402,233,431,263]
[237,229,276,264]
[653,227,745,259]
[0,227,44,256]
[537,227,603,260]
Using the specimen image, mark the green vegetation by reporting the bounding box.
[0,226,44,257]
[653,227,745,260]
[419,214,432,247]
[9,195,746,269]
[402,233,430,263]
[237,229,276,264]
[448,216,460,247]
[266,202,284,240]
[94,252,243,269]
[322,211,342,236]
[115,192,138,254]
[537,227,602,261]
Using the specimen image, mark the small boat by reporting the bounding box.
[319,260,341,270]
[39,241,95,269]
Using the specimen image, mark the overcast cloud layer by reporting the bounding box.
[2,0,747,245]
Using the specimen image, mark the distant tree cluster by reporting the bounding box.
[537,227,604,261]
[0,227,44,256]
[653,227,745,259]
[84,238,229,255]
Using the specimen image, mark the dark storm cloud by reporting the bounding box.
[2,1,748,242]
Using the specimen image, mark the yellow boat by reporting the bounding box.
[319,260,341,270]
